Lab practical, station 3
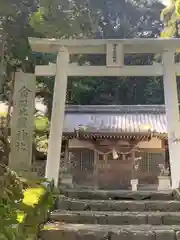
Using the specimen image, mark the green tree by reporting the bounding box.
[160,0,180,37]
[30,0,164,110]
[0,0,40,162]
[0,0,39,101]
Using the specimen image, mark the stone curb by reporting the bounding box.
[41,223,180,240]
[57,198,180,212]
[50,210,180,225]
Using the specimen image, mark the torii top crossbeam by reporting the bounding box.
[29,37,180,54]
[29,37,180,77]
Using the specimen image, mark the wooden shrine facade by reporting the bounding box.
[62,105,169,190]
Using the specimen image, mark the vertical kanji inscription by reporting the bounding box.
[9,72,36,171]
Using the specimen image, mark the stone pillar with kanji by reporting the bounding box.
[9,71,36,175]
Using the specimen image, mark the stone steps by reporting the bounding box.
[60,189,173,200]
[41,223,180,239]
[57,198,180,212]
[50,210,180,225]
[40,189,180,240]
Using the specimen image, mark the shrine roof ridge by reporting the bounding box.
[63,104,168,136]
[65,105,166,114]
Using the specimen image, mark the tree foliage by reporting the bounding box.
[0,0,38,66]
[0,0,39,105]
[0,0,169,114]
[0,164,24,239]
[160,0,180,37]
[30,0,165,110]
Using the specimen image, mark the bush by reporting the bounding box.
[0,164,24,239]
[0,165,57,240]
[19,185,54,239]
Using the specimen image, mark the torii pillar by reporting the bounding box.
[163,49,180,189]
[45,46,69,186]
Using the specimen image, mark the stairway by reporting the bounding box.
[41,189,180,239]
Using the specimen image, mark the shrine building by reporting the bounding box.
[62,104,169,190]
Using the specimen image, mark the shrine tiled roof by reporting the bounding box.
[63,105,167,135]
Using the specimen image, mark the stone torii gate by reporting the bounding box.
[29,37,180,189]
